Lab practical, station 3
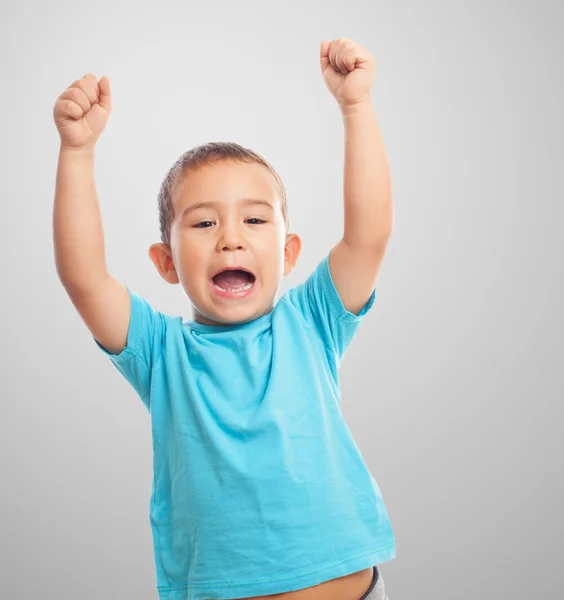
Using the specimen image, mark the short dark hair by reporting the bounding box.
[157,142,289,248]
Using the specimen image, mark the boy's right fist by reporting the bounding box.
[53,73,112,150]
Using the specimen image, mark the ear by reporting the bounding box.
[283,233,302,276]
[148,243,180,284]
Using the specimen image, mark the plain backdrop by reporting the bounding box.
[1,0,562,598]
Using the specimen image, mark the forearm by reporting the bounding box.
[341,100,393,248]
[53,146,109,290]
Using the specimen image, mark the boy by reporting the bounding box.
[53,38,395,600]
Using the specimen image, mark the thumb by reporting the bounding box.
[320,40,330,71]
[98,76,112,112]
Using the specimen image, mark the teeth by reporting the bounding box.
[213,281,253,292]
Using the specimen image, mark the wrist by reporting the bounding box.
[339,99,374,118]
[60,144,96,158]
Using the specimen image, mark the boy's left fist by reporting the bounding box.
[320,38,376,109]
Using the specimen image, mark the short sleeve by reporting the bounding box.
[94,286,166,410]
[285,249,376,361]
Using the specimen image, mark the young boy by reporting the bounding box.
[53,38,395,600]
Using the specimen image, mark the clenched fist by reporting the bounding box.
[53,74,112,150]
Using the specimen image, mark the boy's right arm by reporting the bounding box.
[53,74,130,355]
[54,146,131,356]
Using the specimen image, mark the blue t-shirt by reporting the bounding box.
[95,250,396,600]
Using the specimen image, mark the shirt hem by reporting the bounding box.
[157,544,396,599]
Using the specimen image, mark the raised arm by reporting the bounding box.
[54,145,108,288]
[53,74,130,355]
[320,39,393,315]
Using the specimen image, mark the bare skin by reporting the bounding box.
[232,567,374,600]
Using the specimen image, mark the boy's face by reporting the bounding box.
[149,160,301,327]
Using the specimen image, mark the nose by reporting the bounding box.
[216,221,246,252]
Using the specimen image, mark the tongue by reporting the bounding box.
[213,270,252,292]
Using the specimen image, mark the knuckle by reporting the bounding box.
[66,86,84,101]
[65,87,89,109]
[74,77,90,92]
[63,98,81,116]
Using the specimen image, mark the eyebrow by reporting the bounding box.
[180,198,274,219]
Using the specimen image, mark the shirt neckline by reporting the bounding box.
[184,309,274,334]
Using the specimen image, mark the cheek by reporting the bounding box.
[259,225,285,249]
[176,238,209,272]
[259,240,285,278]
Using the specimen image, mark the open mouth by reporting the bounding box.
[211,268,256,293]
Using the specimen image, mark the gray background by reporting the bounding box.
[1,0,562,598]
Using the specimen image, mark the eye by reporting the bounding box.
[193,221,214,228]
[246,218,266,225]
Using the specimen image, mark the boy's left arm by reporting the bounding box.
[320,39,393,315]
